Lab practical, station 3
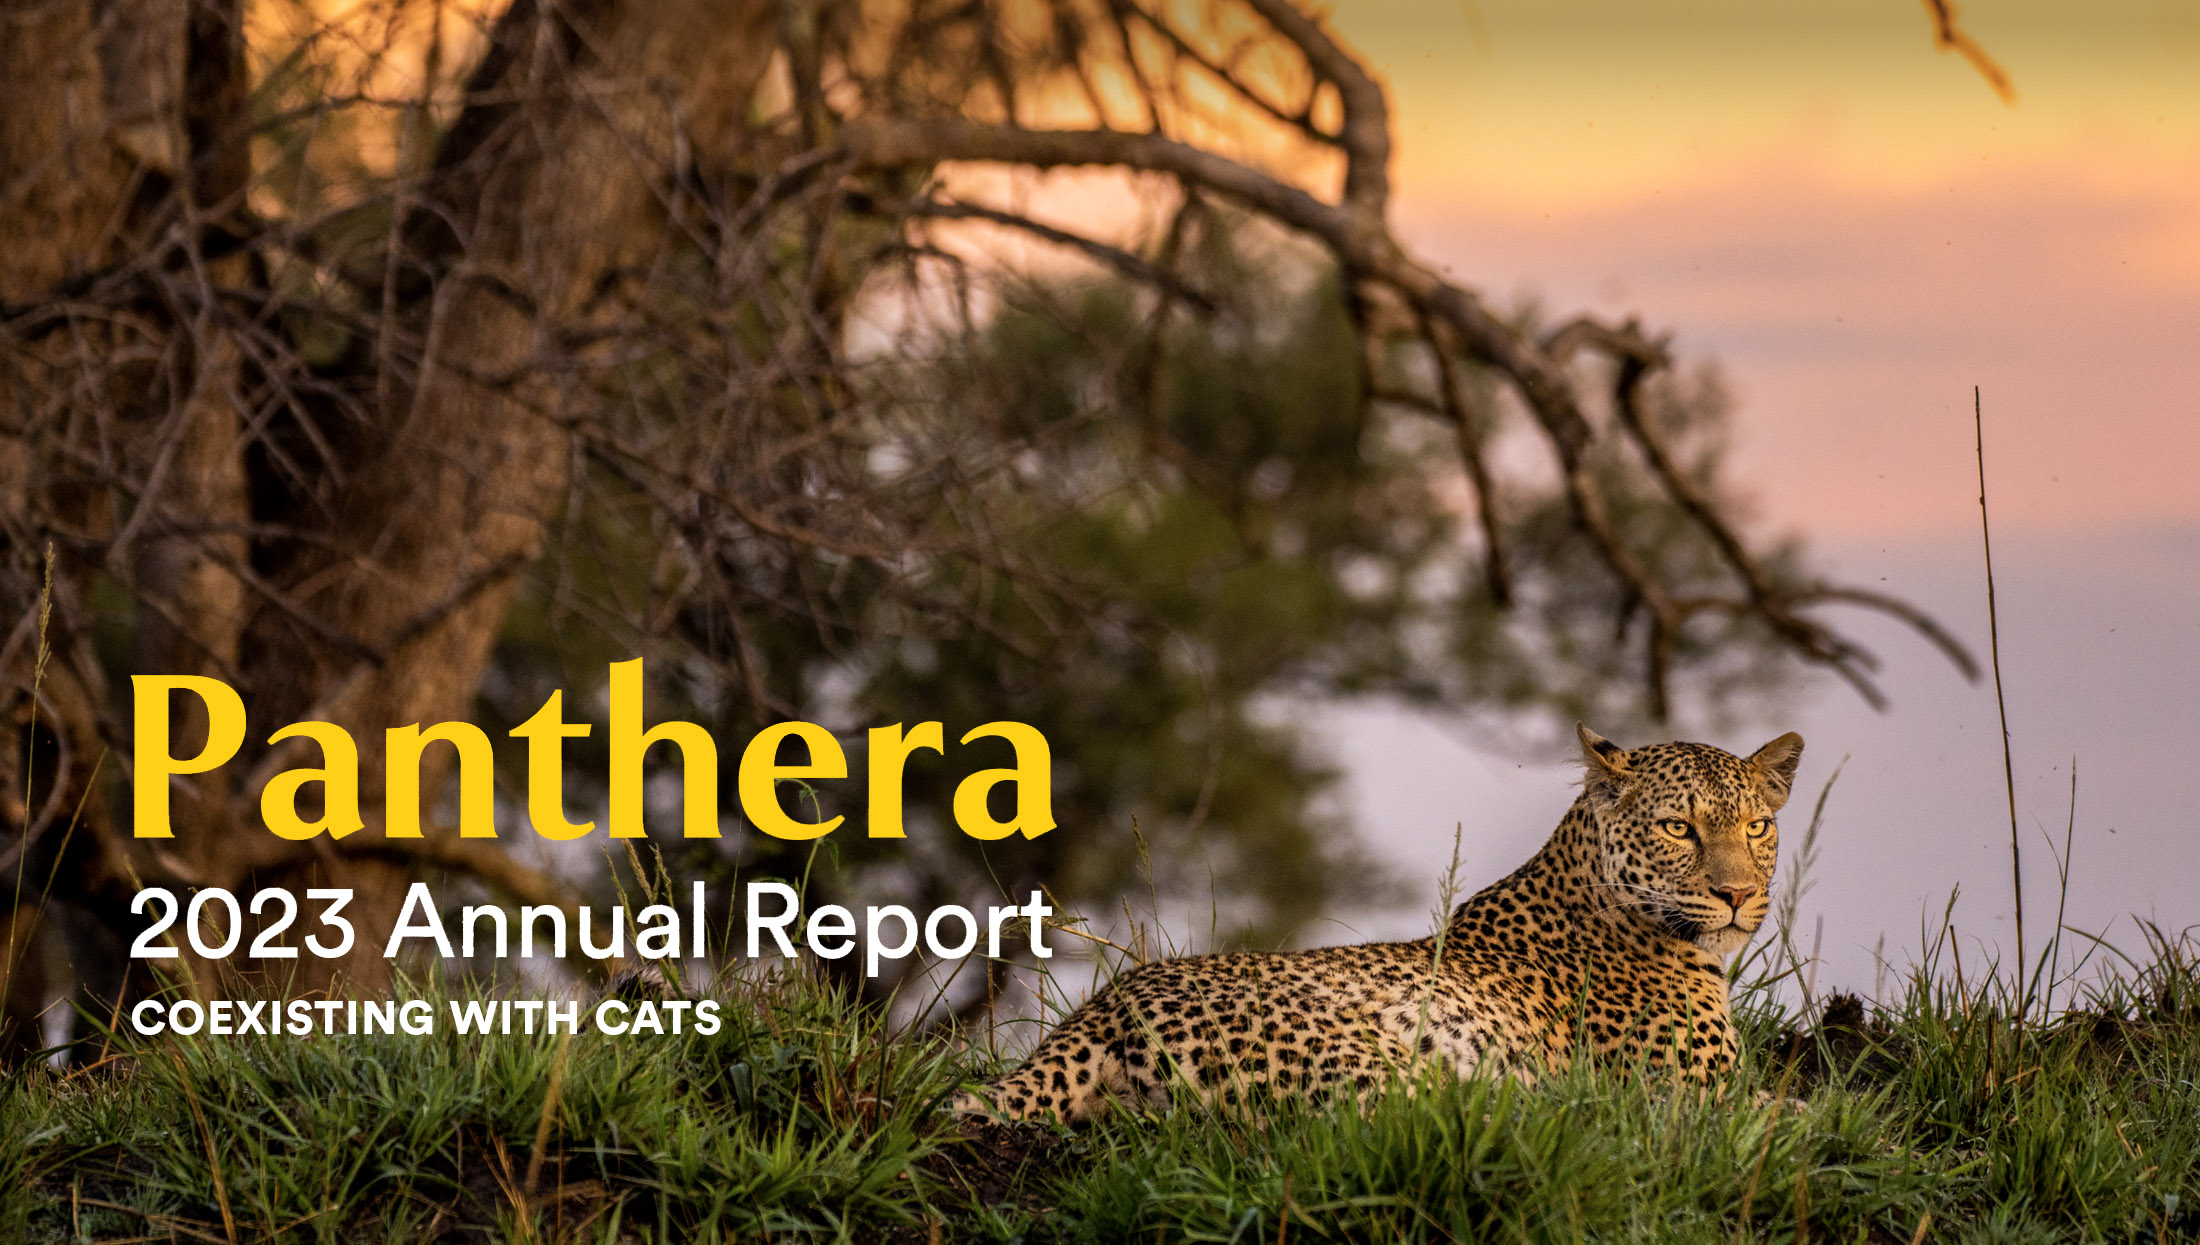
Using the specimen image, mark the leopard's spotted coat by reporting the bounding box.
[957,725,1804,1121]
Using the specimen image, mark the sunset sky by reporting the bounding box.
[1291,0,2200,999]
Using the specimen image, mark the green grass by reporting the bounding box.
[4,931,2198,1244]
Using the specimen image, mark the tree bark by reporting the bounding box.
[1,0,169,1054]
[2,0,784,1013]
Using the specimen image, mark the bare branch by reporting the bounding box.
[1921,0,2017,107]
[1105,0,1337,148]
[1237,0,1391,213]
[898,196,1218,314]
[1789,586,1982,682]
[1422,321,1513,607]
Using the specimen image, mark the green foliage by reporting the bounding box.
[6,932,2198,1243]
[1,973,965,1242]
[1047,1073,1935,1243]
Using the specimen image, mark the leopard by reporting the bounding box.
[955,724,1803,1122]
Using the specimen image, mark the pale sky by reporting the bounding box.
[1342,0,2200,535]
[1300,0,2200,1001]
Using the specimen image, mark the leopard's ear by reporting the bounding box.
[1747,732,1805,810]
[1576,723,1632,800]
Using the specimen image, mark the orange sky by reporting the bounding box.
[1326,0,2200,539]
[1343,0,2199,208]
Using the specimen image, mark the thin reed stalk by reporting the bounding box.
[1974,386,2026,1017]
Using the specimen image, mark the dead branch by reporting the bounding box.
[1422,316,1513,607]
[834,25,1975,714]
[896,196,1219,314]
[1235,0,1390,214]
[1922,0,2017,106]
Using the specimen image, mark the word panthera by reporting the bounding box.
[958,725,1803,1122]
[132,660,1051,843]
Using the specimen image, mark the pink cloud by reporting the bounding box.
[1395,149,2200,539]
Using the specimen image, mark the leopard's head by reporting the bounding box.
[1574,723,1804,959]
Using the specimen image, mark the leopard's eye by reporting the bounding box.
[1655,818,1694,840]
[1748,818,1775,838]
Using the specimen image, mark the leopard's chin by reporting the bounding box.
[1693,922,1757,960]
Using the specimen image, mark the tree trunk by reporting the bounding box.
[1,0,782,1022]
[1,0,174,1055]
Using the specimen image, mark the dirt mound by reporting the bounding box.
[1770,991,1904,1092]
[921,1117,1080,1213]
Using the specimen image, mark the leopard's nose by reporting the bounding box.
[1711,884,1758,912]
